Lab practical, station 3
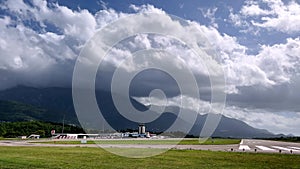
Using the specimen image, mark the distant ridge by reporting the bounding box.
[0,86,281,138]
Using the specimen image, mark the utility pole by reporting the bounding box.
[102,118,104,133]
[62,114,65,134]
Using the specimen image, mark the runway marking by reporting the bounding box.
[239,145,250,150]
[255,146,275,151]
[272,146,300,152]
[289,147,300,150]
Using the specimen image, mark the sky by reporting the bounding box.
[1,0,300,135]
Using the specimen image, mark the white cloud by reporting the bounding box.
[223,106,300,135]
[1,0,300,135]
[1,0,29,13]
[1,1,298,93]
[217,35,300,93]
[129,4,165,14]
[95,9,125,29]
[253,0,300,33]
[233,0,300,34]
[190,23,300,93]
[241,2,271,16]
[32,0,97,42]
[257,38,300,83]
[134,95,212,115]
[0,0,124,89]
[144,95,300,135]
[199,7,218,28]
[135,94,300,135]
[228,10,245,27]
[132,34,152,49]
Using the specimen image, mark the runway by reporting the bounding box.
[0,139,300,154]
[238,139,300,154]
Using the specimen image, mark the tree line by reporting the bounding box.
[0,121,84,138]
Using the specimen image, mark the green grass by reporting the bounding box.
[0,137,22,140]
[0,146,299,169]
[33,138,241,145]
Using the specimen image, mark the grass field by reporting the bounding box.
[0,146,299,169]
[33,138,241,145]
[0,137,21,140]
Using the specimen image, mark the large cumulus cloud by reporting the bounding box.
[1,0,300,135]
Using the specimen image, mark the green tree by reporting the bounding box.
[35,130,45,137]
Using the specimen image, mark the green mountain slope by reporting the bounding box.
[0,100,66,124]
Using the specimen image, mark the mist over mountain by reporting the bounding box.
[0,86,279,138]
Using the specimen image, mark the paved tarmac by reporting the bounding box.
[238,139,300,154]
[0,139,299,154]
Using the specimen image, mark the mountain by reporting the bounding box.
[0,100,57,122]
[0,86,278,138]
[190,114,276,138]
[0,86,77,124]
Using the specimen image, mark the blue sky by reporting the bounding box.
[51,0,299,53]
[1,0,300,135]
